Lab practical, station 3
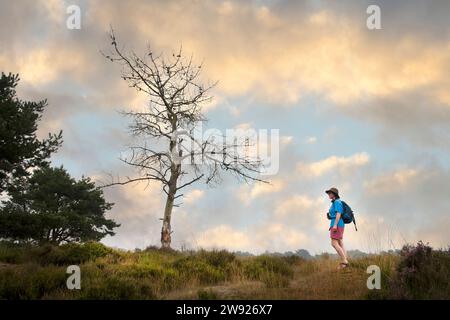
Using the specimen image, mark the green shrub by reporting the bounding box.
[113,264,165,279]
[80,276,156,300]
[196,249,236,268]
[169,250,241,285]
[30,242,114,265]
[137,248,180,266]
[243,255,293,288]
[0,243,25,264]
[82,241,114,258]
[172,256,226,284]
[0,241,115,266]
[142,245,180,257]
[244,255,293,277]
[0,264,67,299]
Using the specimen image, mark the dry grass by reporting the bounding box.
[166,257,392,300]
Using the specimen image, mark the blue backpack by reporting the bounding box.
[341,201,357,231]
[328,200,358,231]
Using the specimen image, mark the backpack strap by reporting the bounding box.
[332,201,344,224]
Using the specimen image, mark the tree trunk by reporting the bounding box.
[161,119,180,249]
[160,166,179,249]
[161,190,174,248]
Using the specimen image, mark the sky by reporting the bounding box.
[1,0,449,254]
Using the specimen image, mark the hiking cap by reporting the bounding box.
[325,187,339,197]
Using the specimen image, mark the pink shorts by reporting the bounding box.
[330,227,344,240]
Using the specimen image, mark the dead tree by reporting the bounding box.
[101,30,267,248]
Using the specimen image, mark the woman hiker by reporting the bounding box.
[326,187,349,269]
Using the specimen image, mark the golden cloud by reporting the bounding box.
[86,1,450,106]
[296,152,370,177]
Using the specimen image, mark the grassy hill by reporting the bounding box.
[0,241,448,299]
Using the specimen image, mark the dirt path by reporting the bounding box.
[163,280,266,299]
[164,260,371,300]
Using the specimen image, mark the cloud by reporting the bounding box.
[304,136,317,144]
[101,180,165,249]
[2,0,450,149]
[364,169,420,195]
[196,225,252,251]
[346,87,450,148]
[77,0,450,108]
[195,223,309,253]
[416,216,450,249]
[275,195,317,217]
[273,194,327,233]
[234,122,253,130]
[357,163,450,249]
[250,180,284,198]
[253,223,308,251]
[184,189,205,204]
[238,179,285,205]
[296,153,370,177]
[280,136,294,146]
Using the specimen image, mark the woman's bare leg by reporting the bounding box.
[338,239,348,263]
[331,239,348,264]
